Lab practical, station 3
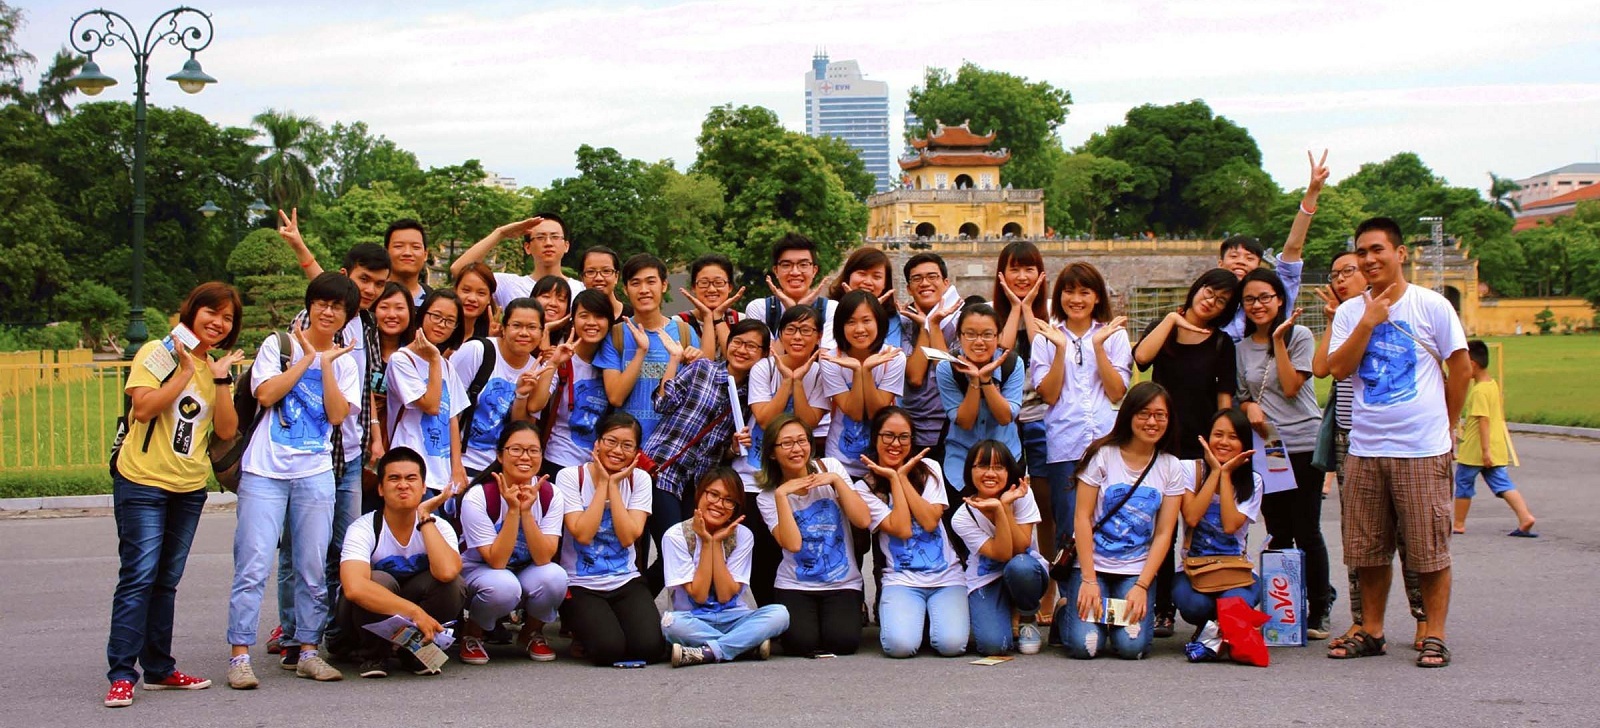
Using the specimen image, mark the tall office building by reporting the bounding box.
[805,52,891,193]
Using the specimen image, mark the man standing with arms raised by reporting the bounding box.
[452,214,584,309]
[1326,216,1469,668]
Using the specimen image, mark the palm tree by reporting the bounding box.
[252,109,322,210]
[30,50,83,121]
[0,1,37,104]
[1489,172,1522,216]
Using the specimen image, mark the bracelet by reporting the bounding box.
[213,374,235,385]
[1298,201,1317,216]
[1133,582,1150,591]
[299,259,315,268]
[416,515,438,532]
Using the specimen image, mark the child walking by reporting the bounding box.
[1453,340,1536,537]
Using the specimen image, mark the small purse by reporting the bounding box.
[1183,553,1256,593]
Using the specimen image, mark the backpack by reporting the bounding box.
[210,332,291,492]
[446,468,555,548]
[109,363,178,476]
[764,296,828,337]
[454,341,499,445]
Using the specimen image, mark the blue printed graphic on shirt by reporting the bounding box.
[1093,483,1162,562]
[270,367,332,452]
[419,386,453,457]
[792,499,851,584]
[568,377,607,451]
[838,414,871,463]
[494,518,534,571]
[747,421,767,469]
[1189,502,1243,558]
[372,553,430,579]
[576,509,630,577]
[466,378,517,452]
[1358,320,1420,406]
[887,518,949,573]
[975,553,1005,578]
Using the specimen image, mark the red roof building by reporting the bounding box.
[1512,183,1600,231]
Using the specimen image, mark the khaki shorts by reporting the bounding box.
[1340,453,1454,573]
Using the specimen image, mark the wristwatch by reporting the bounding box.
[213,373,235,386]
[416,515,438,532]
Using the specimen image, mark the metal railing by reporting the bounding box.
[0,353,130,472]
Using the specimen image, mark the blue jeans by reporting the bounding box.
[1061,573,1154,659]
[661,605,791,661]
[878,584,969,658]
[1047,459,1080,554]
[276,458,361,648]
[106,474,207,683]
[1020,420,1051,477]
[228,470,335,647]
[1171,572,1260,626]
[969,555,1048,655]
[1455,464,1516,498]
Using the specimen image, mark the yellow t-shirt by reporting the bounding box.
[115,341,219,492]
[1456,379,1509,467]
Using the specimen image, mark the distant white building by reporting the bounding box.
[1511,162,1600,208]
[805,52,891,193]
[482,171,518,191]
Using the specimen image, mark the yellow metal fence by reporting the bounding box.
[0,353,131,472]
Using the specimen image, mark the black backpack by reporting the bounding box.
[455,341,499,445]
[764,295,828,336]
[211,332,291,492]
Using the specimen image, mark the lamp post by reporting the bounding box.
[67,7,217,358]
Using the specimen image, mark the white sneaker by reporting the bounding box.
[1017,623,1043,655]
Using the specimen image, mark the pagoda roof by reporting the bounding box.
[899,149,1011,170]
[909,120,998,150]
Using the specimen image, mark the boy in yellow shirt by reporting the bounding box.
[1453,340,1537,537]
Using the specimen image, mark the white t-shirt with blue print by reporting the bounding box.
[448,338,537,472]
[340,510,459,580]
[1176,466,1264,571]
[741,356,832,491]
[545,353,605,469]
[855,461,965,590]
[950,489,1051,593]
[385,350,469,490]
[664,522,754,616]
[756,458,864,592]
[243,334,362,480]
[819,348,906,478]
[594,317,700,444]
[1329,284,1466,458]
[460,482,565,571]
[556,465,653,592]
[1076,446,1189,576]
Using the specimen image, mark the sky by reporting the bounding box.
[14,0,1600,196]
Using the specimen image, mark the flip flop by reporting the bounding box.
[1507,529,1540,538]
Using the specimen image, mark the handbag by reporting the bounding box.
[1182,522,1256,593]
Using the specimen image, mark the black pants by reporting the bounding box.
[559,577,665,665]
[746,505,781,607]
[773,588,862,656]
[1261,450,1333,613]
[641,486,694,596]
[333,570,465,659]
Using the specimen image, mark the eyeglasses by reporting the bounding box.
[583,267,617,278]
[961,332,998,343]
[972,462,1009,473]
[907,273,944,286]
[1241,293,1278,307]
[702,492,739,509]
[1329,266,1360,282]
[424,311,458,328]
[530,234,565,243]
[1197,289,1231,307]
[775,437,809,451]
[505,322,542,334]
[877,432,912,446]
[775,260,815,273]
[504,445,541,459]
[1133,411,1170,423]
[782,326,819,337]
[1071,337,1083,366]
[599,436,637,452]
[695,278,730,290]
[309,300,343,313]
[726,338,763,354]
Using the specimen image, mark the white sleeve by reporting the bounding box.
[389,351,428,406]
[726,526,754,584]
[1433,297,1468,358]
[249,333,285,396]
[1239,473,1265,525]
[744,298,766,324]
[1106,329,1134,385]
[851,479,893,531]
[950,505,989,556]
[536,486,566,536]
[820,359,851,398]
[626,472,654,513]
[1077,448,1108,490]
[447,340,485,392]
[432,518,459,548]
[662,524,696,588]
[339,512,377,564]
[460,486,500,550]
[557,467,585,514]
[1329,299,1360,355]
[443,360,471,418]
[1013,489,1042,526]
[748,359,778,405]
[872,350,907,397]
[1029,333,1056,389]
[920,461,948,506]
[756,490,780,530]
[1161,455,1189,497]
[335,357,362,415]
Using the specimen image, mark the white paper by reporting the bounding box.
[141,337,178,380]
[171,323,200,349]
[920,346,961,364]
[1097,597,1134,627]
[362,614,457,655]
[1254,445,1298,494]
[728,373,747,457]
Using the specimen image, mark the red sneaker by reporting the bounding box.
[265,625,284,654]
[144,669,212,691]
[459,636,489,665]
[104,680,134,708]
[526,631,556,662]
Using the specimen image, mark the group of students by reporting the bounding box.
[102,151,1526,707]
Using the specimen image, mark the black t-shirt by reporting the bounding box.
[1139,319,1237,460]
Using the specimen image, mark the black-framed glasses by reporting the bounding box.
[1241,293,1278,307]
[877,432,912,446]
[424,310,458,328]
[1329,265,1360,283]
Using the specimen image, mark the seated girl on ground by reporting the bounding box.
[951,440,1051,656]
[1172,409,1263,633]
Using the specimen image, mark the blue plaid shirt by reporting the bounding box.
[643,358,741,497]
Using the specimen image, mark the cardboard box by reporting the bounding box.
[1260,548,1306,647]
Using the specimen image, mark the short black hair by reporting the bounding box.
[535,212,567,241]
[305,272,361,321]
[1331,249,1358,268]
[342,242,390,274]
[378,446,426,482]
[416,288,467,353]
[903,252,947,280]
[689,253,735,285]
[622,253,668,283]
[530,275,572,306]
[1218,235,1265,261]
[1467,339,1490,368]
[502,296,544,327]
[727,318,771,355]
[770,233,817,267]
[384,219,427,247]
[1355,217,1405,248]
[1183,268,1241,328]
[571,289,616,328]
[831,290,889,354]
[581,246,620,273]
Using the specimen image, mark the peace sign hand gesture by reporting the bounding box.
[1307,149,1330,198]
[1314,286,1340,318]
[276,208,308,254]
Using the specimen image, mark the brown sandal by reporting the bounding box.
[1327,630,1386,659]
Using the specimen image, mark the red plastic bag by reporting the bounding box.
[1217,596,1271,667]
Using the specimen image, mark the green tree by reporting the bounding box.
[0,161,73,322]
[906,63,1072,191]
[1050,153,1134,237]
[642,164,724,264]
[1082,100,1263,235]
[811,134,877,201]
[54,279,127,348]
[308,120,421,198]
[252,109,322,211]
[691,104,868,290]
[316,180,420,259]
[412,160,534,266]
[1184,158,1281,238]
[0,1,33,104]
[226,227,328,346]
[1488,172,1522,215]
[537,145,655,258]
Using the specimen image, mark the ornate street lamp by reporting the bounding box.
[66,7,216,358]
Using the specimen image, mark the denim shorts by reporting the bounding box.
[1454,464,1516,499]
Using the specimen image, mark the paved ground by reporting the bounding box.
[3,435,1596,727]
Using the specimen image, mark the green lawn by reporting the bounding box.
[1481,334,1600,428]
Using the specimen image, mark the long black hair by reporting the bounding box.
[1078,381,1179,470]
[1204,408,1256,503]
[1182,268,1242,328]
